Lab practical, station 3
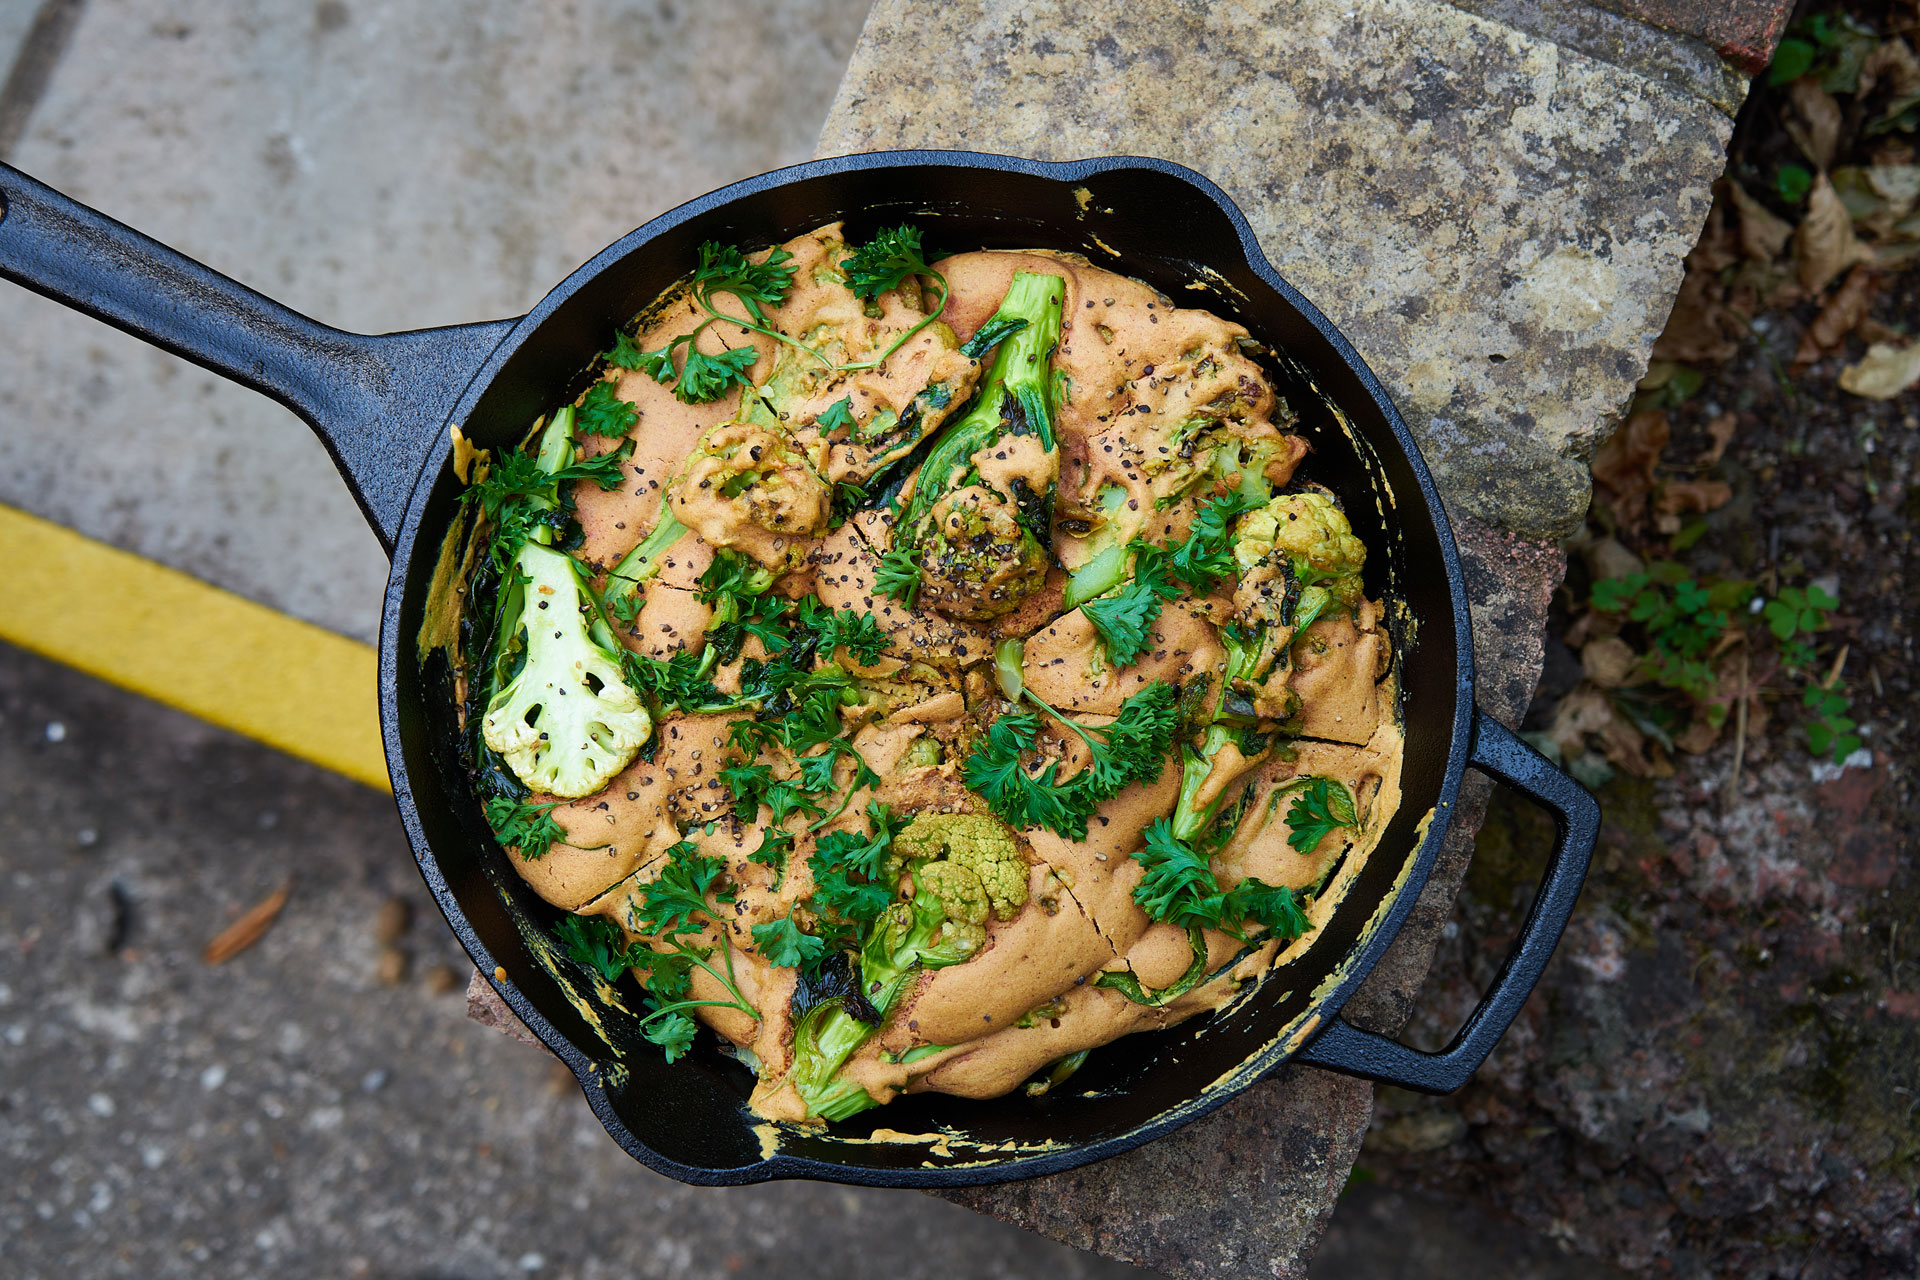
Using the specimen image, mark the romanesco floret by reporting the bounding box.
[482,542,654,798]
[891,813,1030,921]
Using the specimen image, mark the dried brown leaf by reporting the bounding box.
[1698,411,1739,467]
[1787,79,1844,172]
[1839,340,1920,398]
[1591,410,1669,532]
[1727,180,1794,261]
[1548,686,1668,778]
[1652,264,1741,364]
[1581,636,1639,689]
[202,883,292,965]
[1793,263,1877,366]
[1674,716,1723,755]
[1862,38,1920,101]
[1797,175,1876,293]
[1658,479,1734,518]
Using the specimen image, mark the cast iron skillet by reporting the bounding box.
[0,151,1599,1188]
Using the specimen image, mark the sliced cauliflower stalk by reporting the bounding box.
[482,542,653,799]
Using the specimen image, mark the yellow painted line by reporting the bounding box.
[0,503,390,792]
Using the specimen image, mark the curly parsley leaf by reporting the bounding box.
[553,914,645,983]
[1131,818,1221,929]
[603,330,648,371]
[694,242,796,323]
[576,380,638,438]
[635,840,731,938]
[752,915,827,970]
[875,544,922,606]
[1285,777,1358,853]
[840,225,935,302]
[484,795,565,860]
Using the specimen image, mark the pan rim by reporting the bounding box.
[377,149,1476,1187]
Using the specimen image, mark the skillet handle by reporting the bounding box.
[1289,710,1599,1094]
[0,162,515,553]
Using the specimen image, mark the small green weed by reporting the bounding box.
[1588,567,1863,764]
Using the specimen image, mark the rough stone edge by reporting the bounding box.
[1446,0,1749,115]
[466,970,544,1048]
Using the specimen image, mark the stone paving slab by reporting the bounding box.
[0,0,872,643]
[814,0,1753,1272]
[820,0,1737,544]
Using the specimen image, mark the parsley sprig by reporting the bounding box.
[552,840,761,1063]
[963,682,1180,841]
[630,226,951,405]
[1082,491,1264,667]
[483,796,565,861]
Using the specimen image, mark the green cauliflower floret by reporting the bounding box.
[1234,491,1367,610]
[886,861,988,960]
[890,813,1030,921]
[482,541,654,798]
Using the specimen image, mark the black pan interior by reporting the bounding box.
[381,156,1472,1186]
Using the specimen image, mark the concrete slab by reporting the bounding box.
[0,640,1146,1279]
[0,0,873,643]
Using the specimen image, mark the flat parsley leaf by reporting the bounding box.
[1170,491,1262,593]
[643,1011,698,1062]
[675,345,759,405]
[752,916,827,970]
[1285,777,1358,853]
[1223,877,1310,941]
[553,914,646,982]
[816,396,856,434]
[964,684,1178,840]
[1083,578,1176,667]
[635,840,731,938]
[694,242,796,323]
[576,380,638,438]
[484,795,565,860]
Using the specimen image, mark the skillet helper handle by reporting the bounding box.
[0,162,513,552]
[1290,711,1600,1094]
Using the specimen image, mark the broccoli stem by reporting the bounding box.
[1168,636,1261,842]
[1062,541,1129,611]
[994,637,1026,703]
[1094,925,1212,1007]
[603,508,689,617]
[894,271,1065,548]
